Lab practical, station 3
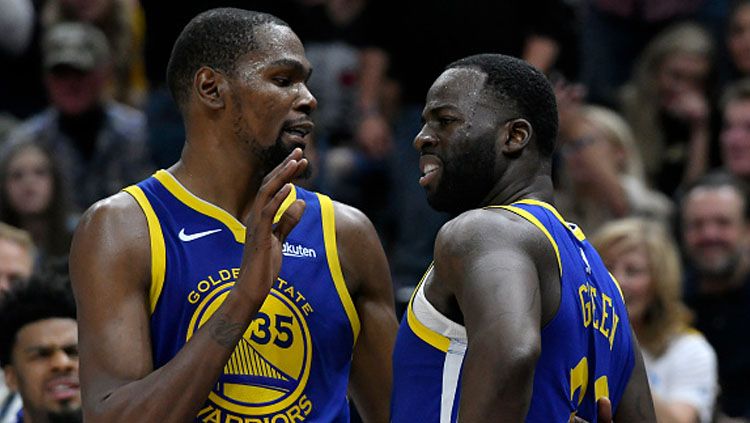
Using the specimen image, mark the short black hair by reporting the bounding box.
[0,275,76,367]
[166,8,289,109]
[680,170,750,220]
[446,54,558,157]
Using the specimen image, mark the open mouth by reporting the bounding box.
[282,121,314,143]
[46,377,79,401]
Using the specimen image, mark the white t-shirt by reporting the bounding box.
[642,330,718,423]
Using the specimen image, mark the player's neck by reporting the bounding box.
[482,172,555,208]
[168,143,263,222]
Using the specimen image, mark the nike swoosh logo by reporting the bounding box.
[178,228,222,242]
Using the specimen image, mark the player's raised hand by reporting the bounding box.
[568,397,613,423]
[237,148,308,304]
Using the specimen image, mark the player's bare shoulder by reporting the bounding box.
[70,191,151,291]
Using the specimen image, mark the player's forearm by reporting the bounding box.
[83,291,263,422]
[458,338,540,422]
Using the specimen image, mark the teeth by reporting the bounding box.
[423,164,439,174]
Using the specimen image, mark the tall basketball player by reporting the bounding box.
[390,54,657,422]
[70,9,397,422]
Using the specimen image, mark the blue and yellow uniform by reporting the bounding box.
[391,200,635,422]
[124,170,359,423]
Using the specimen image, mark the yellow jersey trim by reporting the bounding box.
[595,375,610,400]
[406,264,451,353]
[318,194,361,344]
[273,185,298,224]
[514,199,587,241]
[494,205,563,276]
[153,170,247,243]
[608,272,626,302]
[123,185,166,314]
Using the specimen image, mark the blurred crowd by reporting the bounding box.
[1,0,750,422]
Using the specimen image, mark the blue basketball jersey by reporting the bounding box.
[391,199,635,422]
[124,170,360,423]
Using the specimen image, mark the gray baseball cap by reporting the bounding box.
[42,22,110,72]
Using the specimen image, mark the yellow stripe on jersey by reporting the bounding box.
[273,185,297,224]
[405,264,451,353]
[153,170,246,243]
[494,205,563,276]
[608,272,625,302]
[514,199,587,241]
[124,185,166,314]
[318,193,361,344]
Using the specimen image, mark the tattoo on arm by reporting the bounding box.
[209,313,245,349]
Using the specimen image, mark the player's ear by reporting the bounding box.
[194,66,227,110]
[501,118,532,155]
[4,366,17,391]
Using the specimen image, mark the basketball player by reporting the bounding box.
[390,54,656,422]
[69,9,397,422]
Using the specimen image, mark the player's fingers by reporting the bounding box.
[597,397,613,423]
[261,148,303,188]
[259,183,294,229]
[258,156,302,205]
[274,199,306,242]
[290,158,309,181]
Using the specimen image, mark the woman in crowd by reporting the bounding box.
[0,140,75,269]
[555,105,672,234]
[592,218,718,423]
[621,23,717,197]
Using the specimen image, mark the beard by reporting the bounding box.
[256,136,312,179]
[426,136,497,215]
[47,408,82,423]
[692,249,741,280]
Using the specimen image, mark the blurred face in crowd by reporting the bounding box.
[682,186,747,278]
[656,53,710,110]
[5,318,80,423]
[45,65,106,116]
[729,3,750,74]
[60,0,111,21]
[560,117,625,185]
[721,99,750,179]
[0,239,33,296]
[601,242,653,323]
[4,145,54,218]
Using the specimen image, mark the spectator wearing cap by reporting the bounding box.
[3,22,153,211]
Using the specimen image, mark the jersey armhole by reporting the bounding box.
[496,205,563,276]
[317,193,361,345]
[123,185,166,315]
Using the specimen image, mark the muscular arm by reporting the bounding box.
[71,153,307,422]
[335,203,398,423]
[434,210,552,421]
[614,333,657,422]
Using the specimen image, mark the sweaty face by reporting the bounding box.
[721,100,750,178]
[682,187,747,278]
[414,68,502,214]
[5,318,80,423]
[227,24,317,177]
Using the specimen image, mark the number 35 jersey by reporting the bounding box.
[391,200,635,422]
[124,170,360,423]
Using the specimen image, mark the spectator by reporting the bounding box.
[728,0,750,81]
[0,223,33,298]
[720,78,750,183]
[681,171,750,419]
[0,141,74,268]
[556,105,673,233]
[593,218,718,423]
[3,22,152,210]
[580,0,707,106]
[621,23,717,197]
[0,277,79,423]
[42,0,147,106]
